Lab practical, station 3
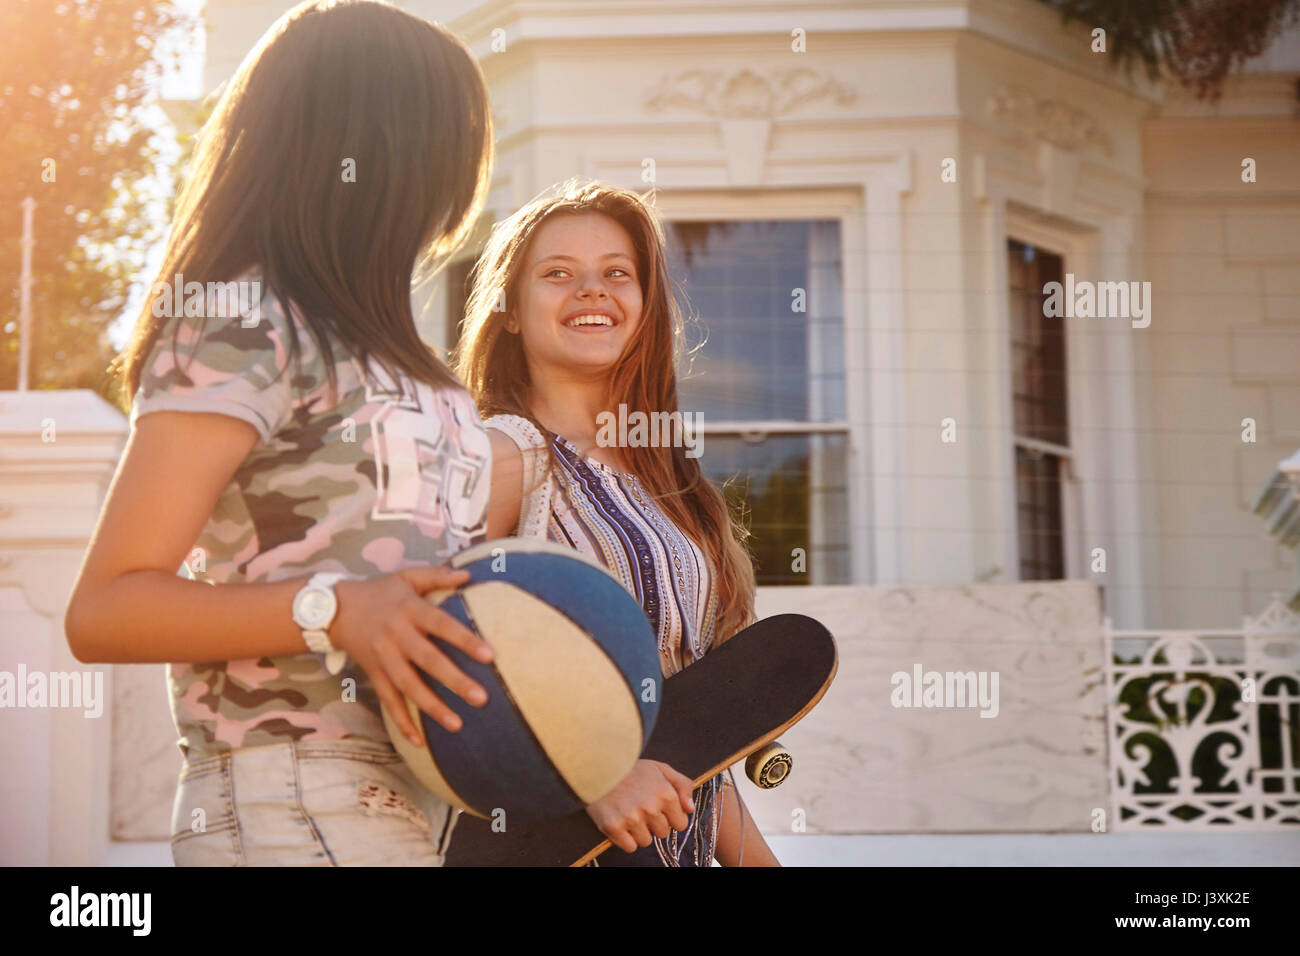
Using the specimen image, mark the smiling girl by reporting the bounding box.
[454,180,780,866]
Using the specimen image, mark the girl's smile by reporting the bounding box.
[563,309,619,330]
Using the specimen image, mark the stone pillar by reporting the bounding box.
[0,390,125,864]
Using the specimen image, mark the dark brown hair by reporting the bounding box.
[116,0,493,404]
[452,179,757,644]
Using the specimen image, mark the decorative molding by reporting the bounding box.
[644,68,856,119]
[718,117,771,186]
[986,86,1112,157]
[1246,592,1299,632]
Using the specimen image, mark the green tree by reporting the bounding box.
[1038,0,1300,99]
[0,0,191,400]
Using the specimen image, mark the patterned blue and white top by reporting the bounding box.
[485,412,726,867]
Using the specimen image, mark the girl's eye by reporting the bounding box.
[541,266,631,279]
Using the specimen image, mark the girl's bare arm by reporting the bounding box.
[484,429,525,539]
[65,410,314,663]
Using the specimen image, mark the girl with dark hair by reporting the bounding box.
[66,0,496,866]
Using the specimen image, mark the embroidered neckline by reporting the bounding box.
[551,432,641,483]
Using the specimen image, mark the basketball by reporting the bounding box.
[382,537,661,821]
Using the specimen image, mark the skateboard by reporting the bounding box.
[442,613,837,867]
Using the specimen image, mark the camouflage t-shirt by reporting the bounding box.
[130,277,490,758]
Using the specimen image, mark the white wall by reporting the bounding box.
[1140,79,1300,628]
[741,580,1107,834]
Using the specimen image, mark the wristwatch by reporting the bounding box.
[292,572,349,675]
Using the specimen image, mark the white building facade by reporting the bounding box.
[205,0,1300,630]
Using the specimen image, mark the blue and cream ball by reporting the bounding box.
[383,537,660,821]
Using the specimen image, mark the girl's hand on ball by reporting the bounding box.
[585,760,696,853]
[330,566,494,742]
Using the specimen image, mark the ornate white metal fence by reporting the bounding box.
[1105,599,1300,829]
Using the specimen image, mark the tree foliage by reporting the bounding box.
[0,0,189,397]
[1038,0,1300,99]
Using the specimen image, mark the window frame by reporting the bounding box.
[1004,214,1095,583]
[435,189,867,586]
[658,198,859,587]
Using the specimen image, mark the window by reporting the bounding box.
[1007,239,1070,580]
[665,221,849,585]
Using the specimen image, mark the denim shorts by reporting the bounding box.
[170,738,457,866]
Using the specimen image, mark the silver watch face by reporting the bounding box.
[297,588,335,629]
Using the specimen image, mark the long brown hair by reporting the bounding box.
[116,0,493,406]
[452,179,757,644]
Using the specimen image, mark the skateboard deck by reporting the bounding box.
[443,613,837,867]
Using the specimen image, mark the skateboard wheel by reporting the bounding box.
[745,742,792,789]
